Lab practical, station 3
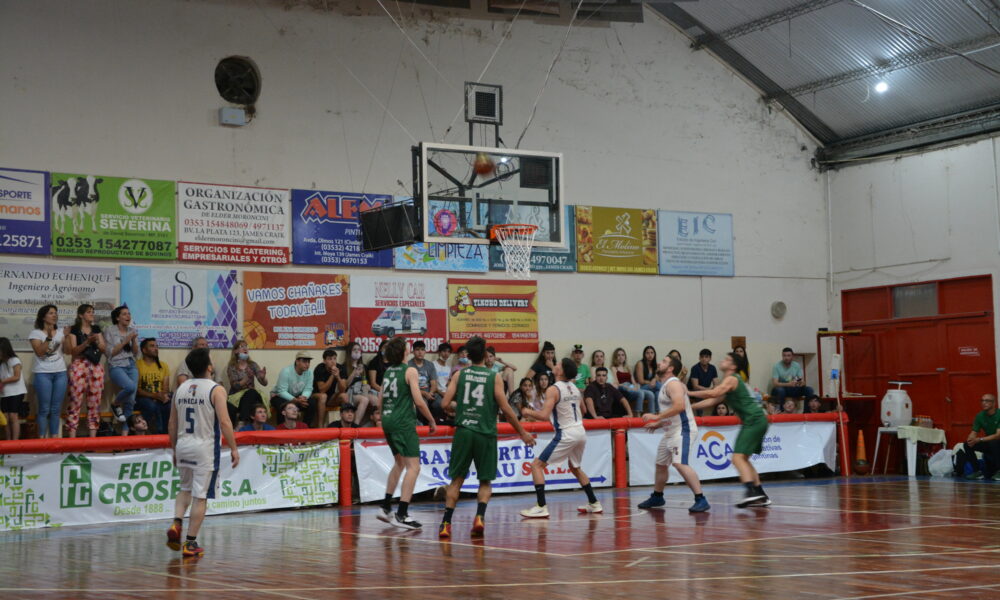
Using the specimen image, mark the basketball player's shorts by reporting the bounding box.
[383,424,420,458]
[656,430,697,467]
[179,467,220,500]
[734,417,769,456]
[449,428,498,481]
[538,426,586,468]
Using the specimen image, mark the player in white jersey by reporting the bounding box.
[520,358,603,518]
[638,355,710,513]
[166,348,239,557]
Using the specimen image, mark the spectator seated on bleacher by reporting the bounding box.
[271,351,316,426]
[782,399,799,414]
[312,347,346,427]
[769,347,814,406]
[275,402,309,430]
[238,404,276,432]
[805,395,825,414]
[126,413,149,435]
[584,367,633,419]
[327,403,358,429]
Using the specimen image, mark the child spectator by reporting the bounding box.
[714,403,731,417]
[782,399,799,414]
[0,337,28,440]
[805,395,825,414]
[127,413,149,435]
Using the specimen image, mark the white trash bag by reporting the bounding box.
[927,449,953,477]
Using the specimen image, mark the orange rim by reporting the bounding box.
[489,224,538,241]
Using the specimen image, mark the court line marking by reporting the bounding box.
[642,547,1000,559]
[7,563,995,593]
[625,556,648,568]
[832,582,1000,599]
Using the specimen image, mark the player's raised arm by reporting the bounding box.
[406,366,437,435]
[690,376,737,412]
[212,384,239,468]
[495,372,535,446]
[522,385,558,422]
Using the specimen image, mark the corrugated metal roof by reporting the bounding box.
[652,0,1000,151]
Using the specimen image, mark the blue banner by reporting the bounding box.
[657,210,734,277]
[120,266,239,348]
[489,206,576,272]
[0,168,50,254]
[290,189,393,267]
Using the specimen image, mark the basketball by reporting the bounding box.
[473,152,495,176]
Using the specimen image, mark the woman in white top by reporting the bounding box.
[0,337,29,440]
[28,304,68,438]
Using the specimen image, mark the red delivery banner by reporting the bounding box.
[243,271,349,349]
[349,275,447,353]
[178,182,291,264]
[447,278,539,352]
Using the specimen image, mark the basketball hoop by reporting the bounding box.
[490,224,538,279]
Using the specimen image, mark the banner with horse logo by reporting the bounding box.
[50,173,175,259]
[120,266,238,349]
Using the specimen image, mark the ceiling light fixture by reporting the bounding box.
[874,81,889,94]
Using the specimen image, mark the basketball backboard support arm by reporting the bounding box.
[414,141,565,248]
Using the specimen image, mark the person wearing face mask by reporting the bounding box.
[339,341,375,426]
[226,340,268,424]
[450,345,471,377]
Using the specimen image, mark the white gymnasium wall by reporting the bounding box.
[0,0,828,400]
[828,136,1000,380]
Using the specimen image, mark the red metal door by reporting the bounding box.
[891,322,949,430]
[942,317,996,442]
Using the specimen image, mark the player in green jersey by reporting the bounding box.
[376,336,437,529]
[438,336,534,539]
[690,352,772,508]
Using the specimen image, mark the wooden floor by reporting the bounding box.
[4,477,1000,599]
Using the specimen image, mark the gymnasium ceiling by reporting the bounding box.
[648,1,1000,166]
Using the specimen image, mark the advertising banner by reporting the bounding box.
[242,271,349,349]
[50,173,175,259]
[0,263,116,350]
[657,210,734,277]
[177,182,290,264]
[446,278,538,352]
[0,442,339,531]
[349,275,447,354]
[627,421,836,485]
[489,206,577,273]
[0,167,49,254]
[355,431,612,503]
[119,266,238,349]
[575,205,657,274]
[394,242,489,273]
[290,189,393,267]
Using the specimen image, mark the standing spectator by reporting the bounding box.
[485,346,517,392]
[688,349,719,392]
[634,345,661,413]
[238,404,276,432]
[104,304,139,434]
[276,402,309,430]
[29,304,68,439]
[341,341,375,426]
[408,340,440,424]
[312,348,346,428]
[0,337,28,440]
[433,343,453,394]
[584,367,633,419]
[954,394,1000,480]
[526,341,556,381]
[611,347,653,414]
[175,337,215,388]
[271,352,315,425]
[226,340,268,424]
[64,304,106,438]
[770,347,814,406]
[733,345,750,383]
[571,345,590,391]
[136,338,172,434]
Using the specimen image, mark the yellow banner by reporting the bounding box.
[575,205,658,274]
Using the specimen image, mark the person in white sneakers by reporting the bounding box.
[520,358,602,518]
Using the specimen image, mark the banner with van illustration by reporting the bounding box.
[349,275,448,354]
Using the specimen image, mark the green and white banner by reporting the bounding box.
[0,441,339,531]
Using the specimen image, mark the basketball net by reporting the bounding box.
[491,224,538,279]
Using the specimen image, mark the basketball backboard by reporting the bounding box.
[414,142,564,248]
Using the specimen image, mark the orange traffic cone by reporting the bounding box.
[854,430,871,475]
